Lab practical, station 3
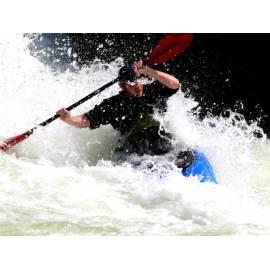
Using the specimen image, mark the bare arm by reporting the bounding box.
[133,60,180,90]
[57,108,90,128]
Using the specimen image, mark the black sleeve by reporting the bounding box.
[84,97,116,130]
[145,80,179,100]
[158,82,179,98]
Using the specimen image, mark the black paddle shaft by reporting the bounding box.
[34,77,120,129]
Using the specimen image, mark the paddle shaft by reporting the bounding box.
[37,76,120,129]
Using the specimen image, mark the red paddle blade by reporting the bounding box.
[145,33,193,65]
[0,130,33,152]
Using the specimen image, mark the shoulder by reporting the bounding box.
[98,91,126,106]
[148,80,179,89]
[145,80,179,97]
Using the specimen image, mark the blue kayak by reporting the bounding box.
[182,150,217,184]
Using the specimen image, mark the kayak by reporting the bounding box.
[122,149,217,184]
[182,150,217,184]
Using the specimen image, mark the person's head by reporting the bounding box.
[119,81,144,97]
[118,65,144,97]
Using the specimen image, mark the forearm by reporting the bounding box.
[144,66,180,89]
[61,114,90,128]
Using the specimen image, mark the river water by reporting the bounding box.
[1,33,270,235]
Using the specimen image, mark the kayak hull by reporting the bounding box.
[182,151,217,184]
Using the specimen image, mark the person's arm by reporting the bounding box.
[132,60,180,90]
[57,108,90,128]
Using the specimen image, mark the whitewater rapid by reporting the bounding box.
[1,33,270,235]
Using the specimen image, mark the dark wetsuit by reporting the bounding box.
[85,81,177,156]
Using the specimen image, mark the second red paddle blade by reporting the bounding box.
[146,34,193,65]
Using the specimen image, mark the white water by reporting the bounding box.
[1,34,270,235]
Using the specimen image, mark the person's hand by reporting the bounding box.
[132,60,148,75]
[57,108,71,121]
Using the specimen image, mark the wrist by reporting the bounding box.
[62,115,72,123]
[143,66,155,76]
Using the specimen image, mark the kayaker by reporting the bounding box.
[56,60,217,183]
[57,60,183,157]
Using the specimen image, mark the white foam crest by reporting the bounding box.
[0,34,123,166]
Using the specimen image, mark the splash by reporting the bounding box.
[1,34,270,235]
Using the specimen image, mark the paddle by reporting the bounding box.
[0,33,193,152]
